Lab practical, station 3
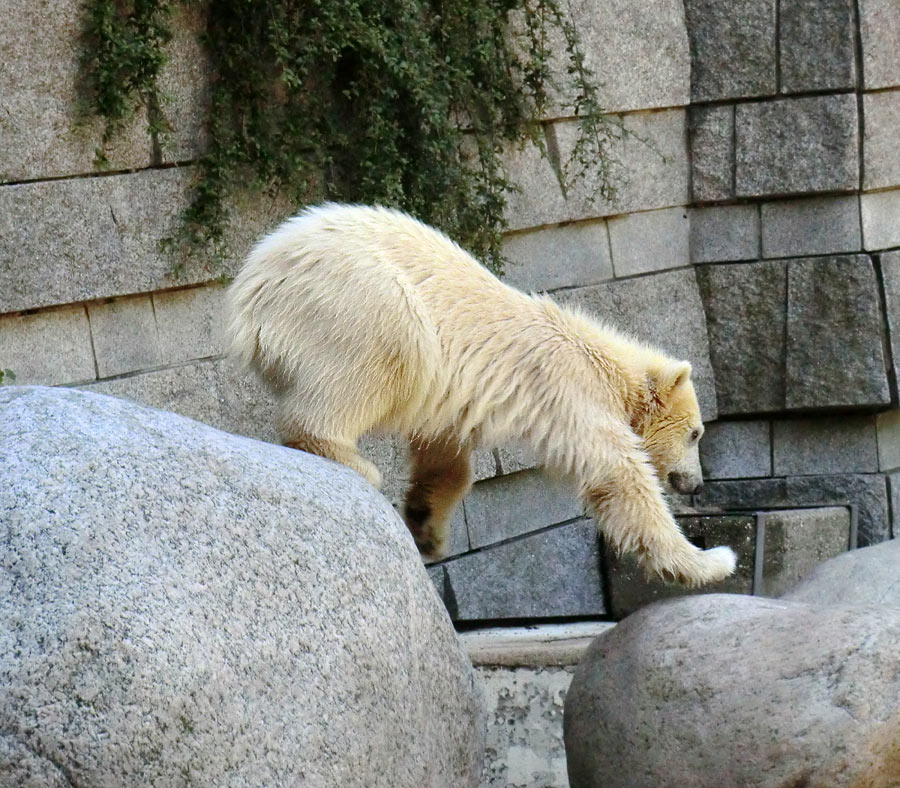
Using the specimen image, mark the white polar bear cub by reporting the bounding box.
[227,203,736,587]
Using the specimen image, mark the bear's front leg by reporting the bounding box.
[582,447,735,587]
[404,435,473,561]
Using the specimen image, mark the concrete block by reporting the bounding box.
[864,90,900,191]
[502,221,613,293]
[773,416,879,476]
[477,665,572,788]
[88,295,162,378]
[779,0,857,92]
[496,444,540,475]
[0,168,289,313]
[890,473,900,538]
[696,260,787,415]
[603,514,757,620]
[559,268,718,419]
[502,133,568,232]
[462,621,613,668]
[879,251,900,396]
[759,507,852,596]
[472,448,499,482]
[213,357,280,444]
[542,0,690,114]
[786,255,890,409]
[0,306,95,386]
[690,205,759,263]
[861,189,900,251]
[689,105,734,203]
[608,207,690,277]
[860,0,900,89]
[735,96,859,197]
[153,284,227,365]
[442,519,605,621]
[0,0,151,183]
[683,0,777,101]
[761,196,862,258]
[463,469,581,549]
[876,410,900,472]
[700,420,771,480]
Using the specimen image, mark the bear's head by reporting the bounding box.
[635,360,705,495]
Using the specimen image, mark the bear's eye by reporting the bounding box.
[688,428,701,443]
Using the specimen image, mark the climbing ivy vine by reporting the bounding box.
[82,0,618,274]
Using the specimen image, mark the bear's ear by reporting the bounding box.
[647,360,692,402]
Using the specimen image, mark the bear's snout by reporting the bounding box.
[668,471,704,496]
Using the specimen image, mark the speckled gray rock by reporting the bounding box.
[783,538,900,606]
[0,386,484,787]
[564,594,900,788]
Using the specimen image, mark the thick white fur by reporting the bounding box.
[227,204,736,586]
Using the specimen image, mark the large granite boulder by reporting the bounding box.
[783,538,900,607]
[0,386,484,787]
[564,594,900,788]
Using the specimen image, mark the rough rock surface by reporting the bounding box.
[0,386,484,787]
[564,594,900,788]
[783,539,900,607]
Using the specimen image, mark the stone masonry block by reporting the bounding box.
[0,0,151,182]
[684,0,777,101]
[860,0,900,89]
[0,168,288,314]
[608,207,689,277]
[773,416,879,476]
[0,306,95,386]
[496,444,540,476]
[559,268,718,418]
[502,221,613,293]
[876,410,900,472]
[786,256,891,409]
[761,196,862,258]
[542,0,690,115]
[759,507,852,596]
[689,105,734,203]
[88,295,162,379]
[880,251,900,394]
[861,189,900,251]
[442,519,604,621]
[153,284,227,365]
[604,513,757,619]
[890,472,900,538]
[779,0,856,92]
[696,261,787,415]
[735,95,859,197]
[463,469,582,550]
[864,90,900,191]
[700,420,772,480]
[690,205,759,264]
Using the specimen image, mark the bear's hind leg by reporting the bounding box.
[285,432,383,489]
[404,435,473,561]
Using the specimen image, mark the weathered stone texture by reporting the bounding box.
[758,507,852,596]
[735,95,859,197]
[502,221,612,293]
[760,196,862,258]
[463,470,581,550]
[441,520,605,621]
[684,0,777,101]
[779,0,857,92]
[862,189,900,250]
[786,255,890,409]
[0,306,95,386]
[773,416,879,476]
[689,204,759,263]
[688,105,734,202]
[864,89,900,191]
[88,295,162,378]
[559,268,717,419]
[152,284,227,364]
[877,410,900,472]
[783,538,900,605]
[565,595,900,788]
[699,420,771,480]
[0,386,485,787]
[860,0,900,89]
[608,206,689,277]
[880,252,900,393]
[696,260,786,415]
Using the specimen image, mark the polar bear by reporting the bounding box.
[227,204,736,587]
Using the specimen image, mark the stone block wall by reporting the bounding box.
[2,0,897,623]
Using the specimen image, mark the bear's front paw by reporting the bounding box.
[645,544,737,588]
